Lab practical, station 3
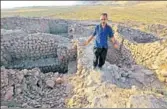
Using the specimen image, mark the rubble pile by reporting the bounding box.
[1,66,70,108]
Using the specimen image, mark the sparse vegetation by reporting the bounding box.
[1,1,167,25]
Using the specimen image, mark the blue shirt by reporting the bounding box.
[92,24,114,48]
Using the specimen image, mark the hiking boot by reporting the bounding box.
[92,66,96,70]
[98,66,103,70]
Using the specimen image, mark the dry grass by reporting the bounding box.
[1,1,167,25]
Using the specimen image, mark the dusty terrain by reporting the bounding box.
[1,17,167,108]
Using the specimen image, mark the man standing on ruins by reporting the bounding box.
[81,13,119,69]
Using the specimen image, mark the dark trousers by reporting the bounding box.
[93,47,108,68]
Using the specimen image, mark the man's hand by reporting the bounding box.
[79,36,94,46]
[79,42,87,46]
[113,43,119,49]
[110,37,119,49]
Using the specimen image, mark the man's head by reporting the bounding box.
[100,13,108,25]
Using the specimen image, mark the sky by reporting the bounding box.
[1,1,78,9]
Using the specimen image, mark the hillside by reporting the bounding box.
[1,1,167,25]
[77,1,145,6]
[2,1,167,38]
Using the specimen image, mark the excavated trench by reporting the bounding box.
[1,17,77,74]
[1,17,79,108]
[1,17,166,108]
[117,25,161,43]
[1,17,162,73]
[106,25,161,68]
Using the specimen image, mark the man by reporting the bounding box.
[81,13,119,69]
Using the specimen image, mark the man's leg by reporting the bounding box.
[98,48,108,68]
[93,47,100,68]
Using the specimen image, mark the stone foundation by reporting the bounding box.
[1,17,77,73]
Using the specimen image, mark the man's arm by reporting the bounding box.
[110,36,119,49]
[81,26,97,46]
[108,26,119,49]
[110,36,116,44]
[82,35,94,46]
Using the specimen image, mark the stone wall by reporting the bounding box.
[117,25,160,43]
[117,25,167,82]
[1,17,77,73]
[1,17,68,34]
